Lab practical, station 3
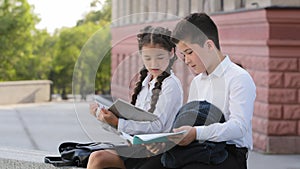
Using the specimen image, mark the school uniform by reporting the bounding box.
[118,71,183,135]
[184,55,256,169]
[116,71,183,168]
[138,56,256,169]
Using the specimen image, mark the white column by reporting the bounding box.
[140,0,148,23]
[223,0,237,11]
[148,0,157,21]
[209,0,221,13]
[178,0,190,17]
[157,0,167,20]
[111,0,119,26]
[190,0,204,13]
[246,0,271,9]
[203,0,211,15]
[270,0,300,6]
[125,0,132,24]
[167,0,178,19]
[119,0,125,26]
[131,0,140,23]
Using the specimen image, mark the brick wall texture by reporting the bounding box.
[111,8,300,153]
[214,9,300,153]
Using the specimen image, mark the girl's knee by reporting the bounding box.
[89,150,107,163]
[88,150,123,169]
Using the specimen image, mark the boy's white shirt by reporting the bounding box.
[118,71,183,135]
[188,56,256,149]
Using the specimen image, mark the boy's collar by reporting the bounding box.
[201,55,230,79]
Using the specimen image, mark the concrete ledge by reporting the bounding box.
[0,147,82,169]
[0,80,52,105]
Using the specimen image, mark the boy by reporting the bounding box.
[140,13,256,169]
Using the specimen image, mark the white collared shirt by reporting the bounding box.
[118,71,183,135]
[188,56,256,149]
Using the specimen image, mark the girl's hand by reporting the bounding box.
[98,108,119,128]
[170,126,196,146]
[89,102,98,117]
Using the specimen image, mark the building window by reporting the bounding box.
[220,0,224,11]
[176,0,179,16]
[188,0,191,14]
[240,0,246,8]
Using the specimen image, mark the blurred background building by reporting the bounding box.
[110,0,300,154]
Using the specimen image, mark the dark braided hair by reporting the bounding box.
[131,26,177,113]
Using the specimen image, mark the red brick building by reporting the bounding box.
[110,0,300,154]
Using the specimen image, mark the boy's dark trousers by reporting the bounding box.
[137,101,248,169]
[137,144,248,169]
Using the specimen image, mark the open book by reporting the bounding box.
[95,98,158,121]
[120,130,187,145]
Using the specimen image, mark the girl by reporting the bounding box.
[87,26,183,169]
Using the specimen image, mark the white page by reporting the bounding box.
[120,132,133,144]
[134,130,187,141]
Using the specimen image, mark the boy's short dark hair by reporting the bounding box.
[172,13,220,50]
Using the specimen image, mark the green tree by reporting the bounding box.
[52,22,110,97]
[52,27,85,96]
[9,0,113,99]
[16,29,55,80]
[73,24,111,99]
[72,0,112,98]
[0,0,112,100]
[0,0,39,81]
[92,0,112,95]
[33,30,58,80]
[77,0,111,26]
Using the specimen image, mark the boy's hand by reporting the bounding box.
[171,126,196,146]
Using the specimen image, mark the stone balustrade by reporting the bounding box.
[0,80,52,105]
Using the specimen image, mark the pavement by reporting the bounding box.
[0,100,299,169]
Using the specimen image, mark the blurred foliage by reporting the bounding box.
[77,0,111,26]
[72,23,111,99]
[0,0,112,98]
[0,0,39,80]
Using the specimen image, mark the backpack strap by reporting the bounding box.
[44,156,74,167]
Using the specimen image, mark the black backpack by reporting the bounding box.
[44,142,115,167]
[161,101,228,168]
